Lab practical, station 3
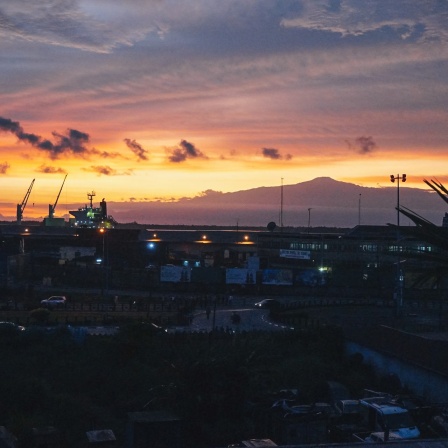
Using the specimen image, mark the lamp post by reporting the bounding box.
[308,208,312,232]
[390,174,406,317]
[99,228,107,296]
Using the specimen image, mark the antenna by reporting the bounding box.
[358,193,361,225]
[87,191,96,208]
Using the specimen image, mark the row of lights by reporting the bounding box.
[147,233,251,244]
[199,234,250,243]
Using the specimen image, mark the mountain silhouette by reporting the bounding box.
[109,177,446,228]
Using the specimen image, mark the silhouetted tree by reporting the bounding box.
[395,178,448,329]
[395,178,448,288]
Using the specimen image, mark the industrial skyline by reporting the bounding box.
[1,1,447,221]
[3,177,446,229]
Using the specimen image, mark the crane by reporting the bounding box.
[17,179,35,225]
[48,174,68,219]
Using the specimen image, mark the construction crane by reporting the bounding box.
[17,179,35,225]
[48,174,68,219]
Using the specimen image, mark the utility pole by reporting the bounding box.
[308,208,312,232]
[358,193,361,226]
[280,178,284,231]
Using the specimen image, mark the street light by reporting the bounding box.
[390,173,406,317]
[390,174,406,227]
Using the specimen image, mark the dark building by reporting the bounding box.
[0,223,442,298]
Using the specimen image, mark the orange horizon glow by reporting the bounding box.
[1,2,446,222]
[1,132,446,217]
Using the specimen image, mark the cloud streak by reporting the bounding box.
[0,116,128,161]
[346,136,377,154]
[355,136,377,154]
[36,165,67,174]
[281,0,448,43]
[262,148,292,160]
[124,138,149,161]
[0,116,92,159]
[168,140,208,163]
[0,162,10,174]
[0,1,155,53]
[83,165,133,176]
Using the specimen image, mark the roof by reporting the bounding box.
[377,404,409,415]
[241,439,277,447]
[0,426,17,448]
[278,439,448,447]
[360,398,408,414]
[86,429,116,443]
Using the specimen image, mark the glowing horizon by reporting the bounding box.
[1,1,447,222]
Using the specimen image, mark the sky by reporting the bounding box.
[1,0,447,223]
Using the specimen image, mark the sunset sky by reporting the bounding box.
[1,0,447,222]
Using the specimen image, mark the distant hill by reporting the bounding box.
[108,177,446,228]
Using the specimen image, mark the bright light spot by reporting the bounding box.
[147,242,155,249]
[202,235,207,240]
